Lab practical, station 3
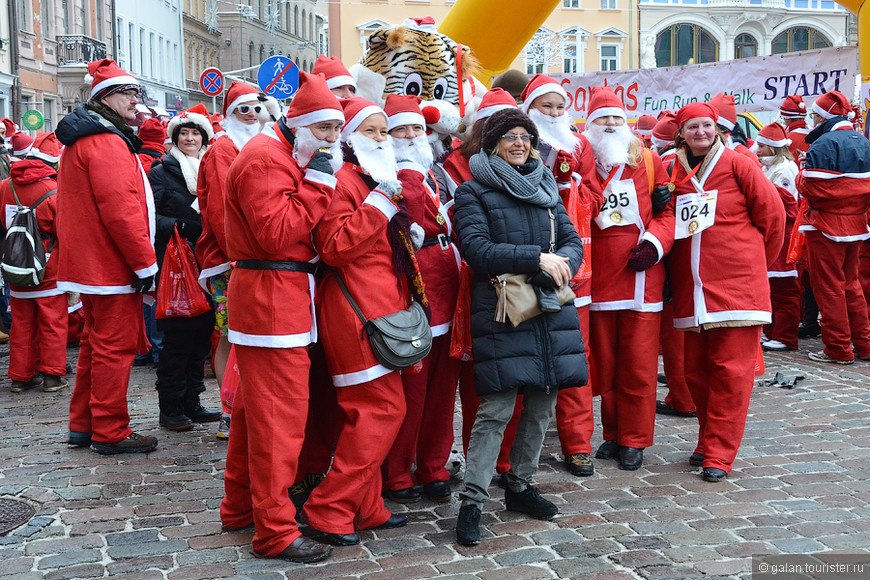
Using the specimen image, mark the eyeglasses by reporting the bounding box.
[500,133,532,143]
[237,104,262,115]
[119,89,140,100]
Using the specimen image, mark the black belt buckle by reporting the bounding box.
[437,234,449,250]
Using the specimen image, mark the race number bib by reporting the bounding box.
[594,180,639,230]
[5,204,17,230]
[675,190,718,239]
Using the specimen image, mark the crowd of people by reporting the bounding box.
[2,53,870,563]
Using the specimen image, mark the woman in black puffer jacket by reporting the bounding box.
[453,108,588,546]
[148,106,221,432]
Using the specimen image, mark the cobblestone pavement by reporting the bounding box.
[1,335,869,579]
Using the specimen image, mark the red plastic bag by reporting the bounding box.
[449,261,473,361]
[786,198,808,265]
[565,179,592,283]
[221,344,240,414]
[754,342,765,377]
[156,225,211,319]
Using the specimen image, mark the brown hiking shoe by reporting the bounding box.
[91,432,158,455]
[10,375,44,393]
[42,375,69,392]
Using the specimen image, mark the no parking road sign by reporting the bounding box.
[257,55,299,100]
[200,67,224,97]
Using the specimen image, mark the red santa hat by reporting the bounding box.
[780,95,806,119]
[675,102,719,128]
[755,122,792,149]
[10,132,34,157]
[85,59,139,100]
[520,74,568,114]
[28,132,62,163]
[283,71,345,130]
[402,16,438,33]
[635,115,657,135]
[476,88,518,123]
[222,81,260,118]
[383,94,425,131]
[210,114,225,141]
[585,86,626,125]
[651,111,679,146]
[812,90,854,120]
[1,117,16,139]
[137,118,167,150]
[167,103,214,144]
[313,55,356,92]
[339,96,385,141]
[708,93,737,131]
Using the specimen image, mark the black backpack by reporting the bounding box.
[1,182,57,287]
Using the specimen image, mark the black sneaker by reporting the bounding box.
[455,504,481,546]
[184,403,222,423]
[504,486,558,520]
[10,375,44,393]
[91,432,158,455]
[67,431,92,448]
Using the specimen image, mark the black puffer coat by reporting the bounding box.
[147,153,203,280]
[453,168,588,397]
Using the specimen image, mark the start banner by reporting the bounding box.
[553,46,858,121]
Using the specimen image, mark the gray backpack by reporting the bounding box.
[1,182,56,286]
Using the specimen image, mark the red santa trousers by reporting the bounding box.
[806,231,870,361]
[68,293,140,443]
[765,277,801,350]
[861,242,870,316]
[684,325,759,473]
[383,334,461,490]
[295,341,342,483]
[591,310,659,448]
[554,305,594,455]
[304,372,406,534]
[660,302,694,413]
[8,294,68,381]
[220,344,309,557]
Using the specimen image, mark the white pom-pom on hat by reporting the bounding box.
[84,73,94,83]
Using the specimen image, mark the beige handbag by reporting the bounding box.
[491,209,576,328]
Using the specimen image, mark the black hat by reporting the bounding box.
[480,108,539,153]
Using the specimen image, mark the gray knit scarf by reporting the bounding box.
[469,152,559,208]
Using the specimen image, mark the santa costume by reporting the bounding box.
[780,94,811,159]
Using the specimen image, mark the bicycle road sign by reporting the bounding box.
[257,56,299,100]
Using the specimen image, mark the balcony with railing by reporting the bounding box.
[56,35,107,66]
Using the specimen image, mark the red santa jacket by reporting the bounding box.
[196,135,238,281]
[762,159,800,277]
[0,160,62,298]
[785,120,811,159]
[55,106,157,295]
[399,162,460,335]
[223,124,335,348]
[669,144,785,328]
[589,151,674,311]
[441,149,473,193]
[314,165,409,387]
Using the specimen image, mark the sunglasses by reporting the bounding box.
[501,133,532,143]
[237,104,262,115]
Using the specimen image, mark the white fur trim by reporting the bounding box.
[650,135,672,150]
[756,135,791,148]
[168,112,214,142]
[363,191,398,219]
[340,105,385,141]
[521,83,568,113]
[228,329,314,348]
[476,104,514,122]
[811,99,848,120]
[717,116,735,131]
[28,148,60,163]
[388,111,425,131]
[90,75,138,98]
[284,108,345,129]
[326,75,357,90]
[304,168,337,188]
[586,106,626,125]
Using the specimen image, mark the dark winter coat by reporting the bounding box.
[147,152,202,277]
[453,165,588,397]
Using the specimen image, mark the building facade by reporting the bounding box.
[183,0,221,110]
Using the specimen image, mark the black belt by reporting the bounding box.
[235,260,319,274]
[421,234,451,250]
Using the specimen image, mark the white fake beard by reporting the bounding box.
[528,108,580,153]
[220,114,261,150]
[758,155,776,168]
[392,134,435,170]
[292,126,343,173]
[585,122,633,171]
[347,132,398,183]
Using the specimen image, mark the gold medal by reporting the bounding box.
[688,219,699,234]
[609,210,623,224]
[560,161,571,174]
[667,183,675,192]
[436,214,446,226]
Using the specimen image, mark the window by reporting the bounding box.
[564,44,578,73]
[17,0,28,32]
[601,0,617,8]
[62,0,69,34]
[564,0,579,6]
[139,28,145,74]
[601,44,618,71]
[43,99,53,131]
[129,23,136,73]
[734,33,757,59]
[79,0,87,35]
[249,41,255,68]
[771,27,831,54]
[41,0,49,39]
[655,24,718,67]
[96,0,103,39]
[526,62,544,74]
[150,32,156,77]
[301,10,307,39]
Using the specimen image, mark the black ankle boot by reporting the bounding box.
[184,393,222,423]
[159,401,194,432]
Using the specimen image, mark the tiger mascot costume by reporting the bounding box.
[349,16,487,157]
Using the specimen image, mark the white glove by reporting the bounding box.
[409,222,425,251]
[374,179,402,200]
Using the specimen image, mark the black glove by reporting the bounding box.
[527,269,557,291]
[176,219,202,243]
[307,150,334,175]
[627,240,659,272]
[131,274,155,293]
[651,185,672,215]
